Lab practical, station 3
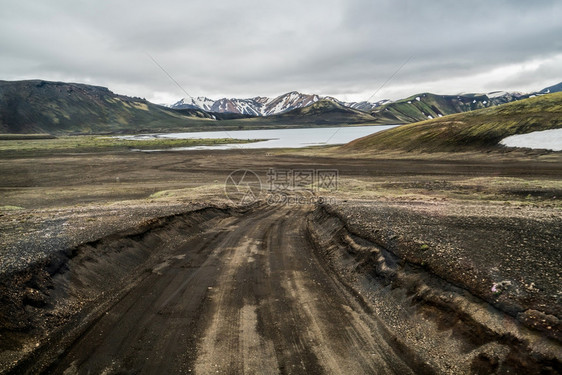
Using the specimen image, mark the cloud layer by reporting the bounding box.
[1,0,561,103]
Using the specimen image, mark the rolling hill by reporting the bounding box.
[343,92,562,152]
[0,80,215,134]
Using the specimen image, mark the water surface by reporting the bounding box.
[121,125,398,150]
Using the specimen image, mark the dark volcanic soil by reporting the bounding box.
[0,148,561,374]
[321,201,561,336]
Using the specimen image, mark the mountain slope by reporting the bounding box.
[343,92,562,152]
[0,80,214,134]
[369,92,532,125]
[275,100,376,124]
[540,81,562,94]
[194,100,378,129]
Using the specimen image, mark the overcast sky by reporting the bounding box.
[1,0,561,104]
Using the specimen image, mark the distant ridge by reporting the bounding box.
[2,79,560,135]
[170,82,562,121]
[367,91,534,125]
[540,82,562,94]
[272,100,376,124]
[170,91,388,116]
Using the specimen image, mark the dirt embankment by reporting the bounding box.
[0,206,232,374]
[307,203,561,374]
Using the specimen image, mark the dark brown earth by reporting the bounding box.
[0,148,561,374]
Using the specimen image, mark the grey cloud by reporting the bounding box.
[1,0,560,103]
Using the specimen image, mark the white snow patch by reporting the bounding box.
[483,100,487,104]
[487,91,508,98]
[438,114,443,117]
[415,97,421,101]
[500,129,562,151]
[407,101,412,104]
[473,100,476,103]
[427,115,433,119]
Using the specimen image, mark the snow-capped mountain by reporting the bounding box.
[172,96,216,112]
[170,91,386,116]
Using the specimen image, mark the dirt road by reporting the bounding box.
[45,204,412,375]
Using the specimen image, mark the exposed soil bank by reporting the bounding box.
[0,206,232,373]
[307,203,561,374]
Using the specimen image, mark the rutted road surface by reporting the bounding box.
[48,204,413,375]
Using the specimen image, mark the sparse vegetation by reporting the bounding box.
[0,135,261,157]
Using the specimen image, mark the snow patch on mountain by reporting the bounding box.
[501,129,562,151]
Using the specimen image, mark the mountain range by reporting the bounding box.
[1,79,560,135]
[171,92,390,116]
[169,85,561,121]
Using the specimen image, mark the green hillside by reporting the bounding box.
[369,92,530,125]
[0,80,215,134]
[343,92,562,152]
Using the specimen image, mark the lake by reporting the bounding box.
[120,125,398,150]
